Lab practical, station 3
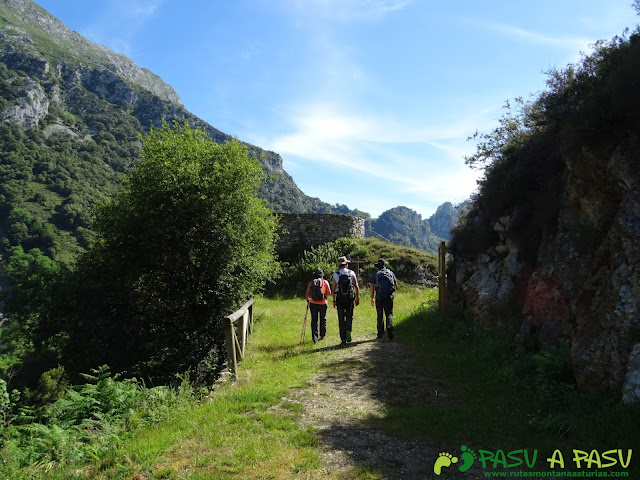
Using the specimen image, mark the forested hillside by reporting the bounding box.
[0,0,336,267]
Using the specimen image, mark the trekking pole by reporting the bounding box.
[300,301,309,344]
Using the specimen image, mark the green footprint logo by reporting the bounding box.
[433,452,458,475]
[459,444,477,473]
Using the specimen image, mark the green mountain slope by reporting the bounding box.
[365,203,468,254]
[0,0,333,263]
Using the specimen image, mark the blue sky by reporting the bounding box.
[34,0,636,218]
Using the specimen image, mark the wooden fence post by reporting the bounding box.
[223,298,255,379]
[438,241,447,312]
[223,316,237,378]
[238,310,248,357]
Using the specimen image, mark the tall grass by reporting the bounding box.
[387,291,640,474]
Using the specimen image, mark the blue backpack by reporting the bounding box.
[376,268,396,299]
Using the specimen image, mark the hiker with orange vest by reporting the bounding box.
[305,269,332,344]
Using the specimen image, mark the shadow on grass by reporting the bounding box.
[297,299,640,479]
[290,305,458,479]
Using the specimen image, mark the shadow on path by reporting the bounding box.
[286,321,486,480]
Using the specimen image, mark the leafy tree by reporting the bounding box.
[41,121,280,383]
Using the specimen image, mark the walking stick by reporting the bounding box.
[300,301,309,344]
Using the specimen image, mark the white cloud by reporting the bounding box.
[477,19,593,52]
[265,102,483,212]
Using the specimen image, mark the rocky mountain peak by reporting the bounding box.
[0,0,180,104]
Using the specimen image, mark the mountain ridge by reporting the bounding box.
[0,0,461,260]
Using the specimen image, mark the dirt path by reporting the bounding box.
[279,334,486,480]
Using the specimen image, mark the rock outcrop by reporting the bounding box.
[450,144,640,401]
[366,206,443,254]
[428,201,468,240]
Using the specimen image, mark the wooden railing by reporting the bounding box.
[223,298,254,378]
[438,241,447,312]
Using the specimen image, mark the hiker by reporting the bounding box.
[304,268,332,343]
[332,256,360,344]
[369,258,398,339]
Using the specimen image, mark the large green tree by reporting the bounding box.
[40,122,280,383]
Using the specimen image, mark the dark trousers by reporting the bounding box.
[309,303,327,342]
[336,302,354,342]
[376,297,394,336]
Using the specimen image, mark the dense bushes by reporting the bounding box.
[29,122,280,384]
[0,366,199,474]
[272,237,437,297]
[452,27,640,264]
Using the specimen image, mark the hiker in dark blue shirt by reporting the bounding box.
[369,258,398,339]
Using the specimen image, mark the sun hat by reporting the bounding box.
[376,258,387,269]
[337,256,349,266]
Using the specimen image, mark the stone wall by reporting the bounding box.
[276,213,365,253]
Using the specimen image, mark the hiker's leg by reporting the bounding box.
[345,302,354,335]
[337,305,347,342]
[384,298,394,339]
[384,298,394,330]
[376,300,385,338]
[319,304,327,338]
[309,303,320,343]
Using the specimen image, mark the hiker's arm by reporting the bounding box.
[331,278,337,308]
[370,284,375,306]
[353,276,360,306]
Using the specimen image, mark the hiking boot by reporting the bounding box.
[387,328,394,340]
[312,335,318,344]
[376,333,384,339]
[346,330,352,343]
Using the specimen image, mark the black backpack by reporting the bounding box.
[335,270,354,306]
[376,268,396,299]
[310,278,325,301]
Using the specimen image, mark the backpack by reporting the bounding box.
[310,278,325,301]
[335,270,354,306]
[376,268,396,299]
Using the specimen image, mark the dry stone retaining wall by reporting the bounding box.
[276,213,365,252]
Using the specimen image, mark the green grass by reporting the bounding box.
[24,288,425,479]
[6,288,638,478]
[385,292,640,474]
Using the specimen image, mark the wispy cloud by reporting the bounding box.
[265,102,483,207]
[286,0,413,22]
[476,19,593,52]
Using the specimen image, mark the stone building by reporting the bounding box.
[276,213,365,253]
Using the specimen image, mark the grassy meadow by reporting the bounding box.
[4,285,638,479]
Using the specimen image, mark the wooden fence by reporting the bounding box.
[438,241,447,312]
[223,298,254,378]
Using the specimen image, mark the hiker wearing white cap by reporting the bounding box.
[331,256,360,344]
